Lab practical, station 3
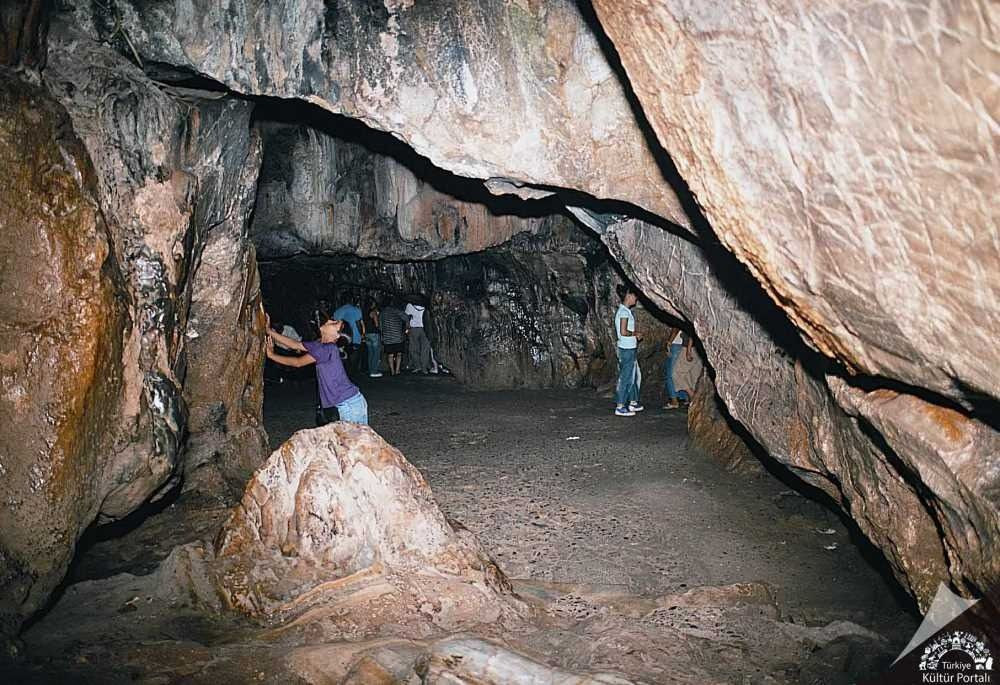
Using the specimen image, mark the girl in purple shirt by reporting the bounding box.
[265,313,369,425]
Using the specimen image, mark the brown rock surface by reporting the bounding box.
[601,218,996,607]
[591,0,1000,404]
[0,69,125,639]
[0,21,271,638]
[163,422,520,632]
[0,0,49,67]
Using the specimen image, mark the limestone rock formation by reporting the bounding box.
[182,123,268,492]
[165,422,519,632]
[252,118,555,260]
[0,69,126,640]
[601,218,998,607]
[590,1,999,405]
[64,0,688,225]
[260,216,631,389]
[0,20,269,638]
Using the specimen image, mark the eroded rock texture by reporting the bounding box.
[172,422,518,628]
[0,69,125,640]
[601,218,998,607]
[252,117,557,260]
[252,115,656,389]
[591,1,999,404]
[0,21,269,637]
[261,217,632,389]
[64,0,687,224]
[589,2,1000,607]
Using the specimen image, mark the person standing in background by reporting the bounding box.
[380,298,408,376]
[364,301,383,378]
[663,326,694,409]
[614,285,644,416]
[405,298,432,374]
[333,293,365,374]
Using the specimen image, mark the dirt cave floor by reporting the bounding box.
[7,374,920,683]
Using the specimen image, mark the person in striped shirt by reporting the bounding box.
[379,298,408,376]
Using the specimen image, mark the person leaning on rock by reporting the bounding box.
[265,312,369,425]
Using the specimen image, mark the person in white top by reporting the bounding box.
[405,300,432,373]
[663,325,694,409]
[613,285,644,416]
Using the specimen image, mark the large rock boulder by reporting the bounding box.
[162,423,520,634]
[591,0,999,406]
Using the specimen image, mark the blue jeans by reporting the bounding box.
[615,346,639,406]
[336,391,369,425]
[663,343,689,401]
[364,333,382,374]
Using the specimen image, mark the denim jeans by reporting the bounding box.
[336,391,369,425]
[663,343,689,401]
[364,333,382,374]
[615,346,639,406]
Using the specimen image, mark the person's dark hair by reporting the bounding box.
[616,284,636,301]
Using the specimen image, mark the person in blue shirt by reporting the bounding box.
[333,293,365,374]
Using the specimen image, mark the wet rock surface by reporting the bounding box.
[4,380,915,683]
[0,68,125,640]
[0,18,268,638]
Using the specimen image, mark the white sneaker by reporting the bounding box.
[369,372,383,378]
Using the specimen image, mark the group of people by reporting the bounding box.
[263,284,695,428]
[613,285,696,417]
[328,295,436,378]
[263,293,437,427]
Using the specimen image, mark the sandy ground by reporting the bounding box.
[4,372,920,683]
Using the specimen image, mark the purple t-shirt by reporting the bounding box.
[303,341,359,408]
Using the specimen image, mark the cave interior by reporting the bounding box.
[0,1,997,683]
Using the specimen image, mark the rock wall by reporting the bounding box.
[252,117,559,260]
[260,216,630,390]
[591,1,999,407]
[588,1,999,608]
[0,21,268,638]
[63,0,688,225]
[0,69,126,642]
[601,218,998,608]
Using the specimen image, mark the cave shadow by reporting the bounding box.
[252,96,569,221]
[20,478,184,635]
